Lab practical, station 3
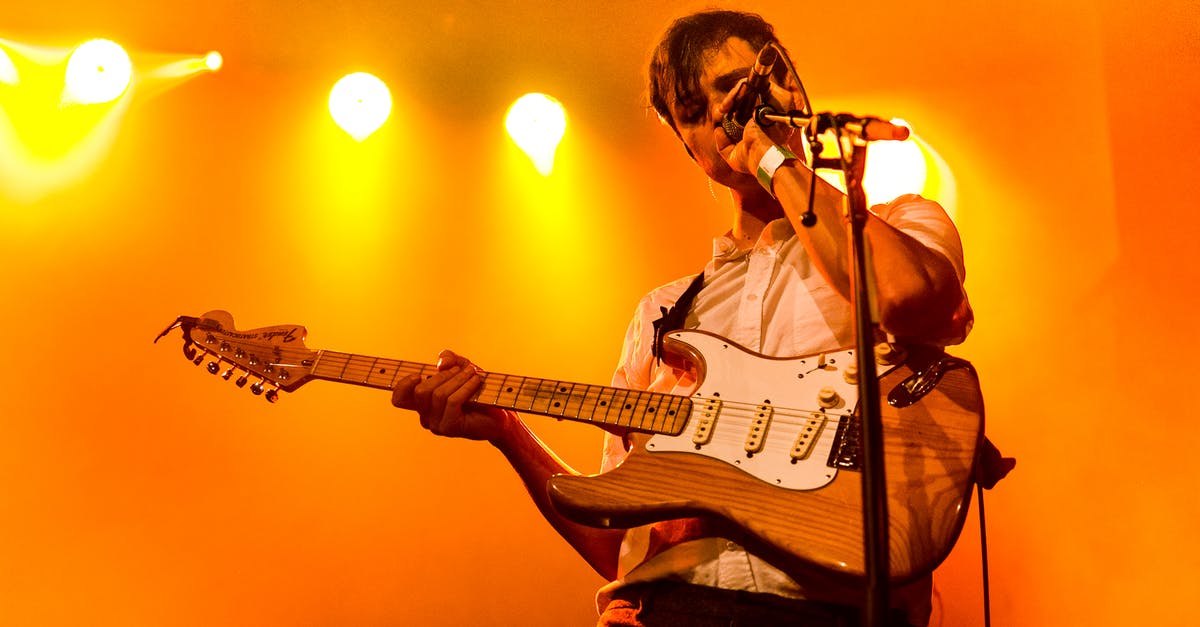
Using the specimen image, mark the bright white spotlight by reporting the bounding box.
[0,48,17,86]
[204,51,223,72]
[328,72,392,141]
[63,39,132,105]
[862,118,926,205]
[505,93,566,176]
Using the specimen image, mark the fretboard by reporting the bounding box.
[310,350,691,435]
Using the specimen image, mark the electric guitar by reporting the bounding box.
[157,310,984,583]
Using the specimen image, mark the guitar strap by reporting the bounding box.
[651,271,705,363]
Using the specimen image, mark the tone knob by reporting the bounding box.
[874,342,906,365]
[842,362,858,385]
[817,386,840,409]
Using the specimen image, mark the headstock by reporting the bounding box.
[155,310,318,402]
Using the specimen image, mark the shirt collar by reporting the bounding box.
[710,217,796,269]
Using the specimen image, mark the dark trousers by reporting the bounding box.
[597,581,915,627]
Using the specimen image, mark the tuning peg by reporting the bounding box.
[206,361,221,375]
[235,374,249,388]
[192,353,205,366]
[265,388,280,403]
[221,367,235,380]
[250,380,264,395]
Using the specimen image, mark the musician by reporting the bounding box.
[392,9,972,627]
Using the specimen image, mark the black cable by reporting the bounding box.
[977,482,993,627]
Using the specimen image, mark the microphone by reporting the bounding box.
[722,44,779,142]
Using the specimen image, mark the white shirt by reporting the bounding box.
[595,194,971,626]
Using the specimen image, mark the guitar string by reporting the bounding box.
[217,345,857,431]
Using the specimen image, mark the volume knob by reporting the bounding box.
[842,362,858,385]
[817,386,841,409]
[874,342,906,366]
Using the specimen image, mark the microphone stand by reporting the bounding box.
[759,108,898,627]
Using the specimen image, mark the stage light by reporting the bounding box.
[861,118,957,219]
[328,72,392,141]
[862,119,925,203]
[505,93,566,176]
[0,48,17,86]
[204,51,223,72]
[62,39,132,105]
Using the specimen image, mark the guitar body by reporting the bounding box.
[546,329,983,583]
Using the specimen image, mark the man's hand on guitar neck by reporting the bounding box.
[391,349,515,443]
[391,350,626,578]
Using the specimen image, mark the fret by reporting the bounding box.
[666,395,691,434]
[474,374,501,406]
[523,378,557,414]
[313,351,350,379]
[374,358,415,388]
[609,388,635,428]
[513,376,538,412]
[364,356,380,385]
[549,381,580,417]
[627,390,655,430]
[573,384,601,421]
[341,354,374,383]
[336,352,353,380]
[593,387,620,426]
[373,358,406,388]
[563,383,592,419]
[540,379,563,416]
[489,374,523,409]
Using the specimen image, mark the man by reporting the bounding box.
[392,9,971,627]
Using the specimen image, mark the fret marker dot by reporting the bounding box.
[625,403,632,410]
[599,401,607,406]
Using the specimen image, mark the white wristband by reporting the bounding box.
[756,144,798,197]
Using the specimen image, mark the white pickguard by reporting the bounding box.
[646,330,861,491]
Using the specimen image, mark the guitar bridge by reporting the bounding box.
[827,414,861,471]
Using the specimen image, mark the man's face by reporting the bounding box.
[666,37,762,191]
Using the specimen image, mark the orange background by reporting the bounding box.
[1,1,1197,625]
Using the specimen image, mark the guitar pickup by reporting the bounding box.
[690,397,722,445]
[790,412,827,461]
[743,403,773,454]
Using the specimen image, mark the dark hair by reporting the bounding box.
[647,10,784,131]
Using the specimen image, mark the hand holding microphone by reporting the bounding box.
[721,44,779,143]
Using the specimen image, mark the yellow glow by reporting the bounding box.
[0,48,17,86]
[204,51,223,72]
[862,119,926,205]
[328,72,392,141]
[62,39,132,105]
[911,132,958,221]
[854,119,958,220]
[505,93,566,176]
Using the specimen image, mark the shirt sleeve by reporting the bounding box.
[874,194,974,344]
[602,276,698,472]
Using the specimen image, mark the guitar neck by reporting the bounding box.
[311,350,692,436]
